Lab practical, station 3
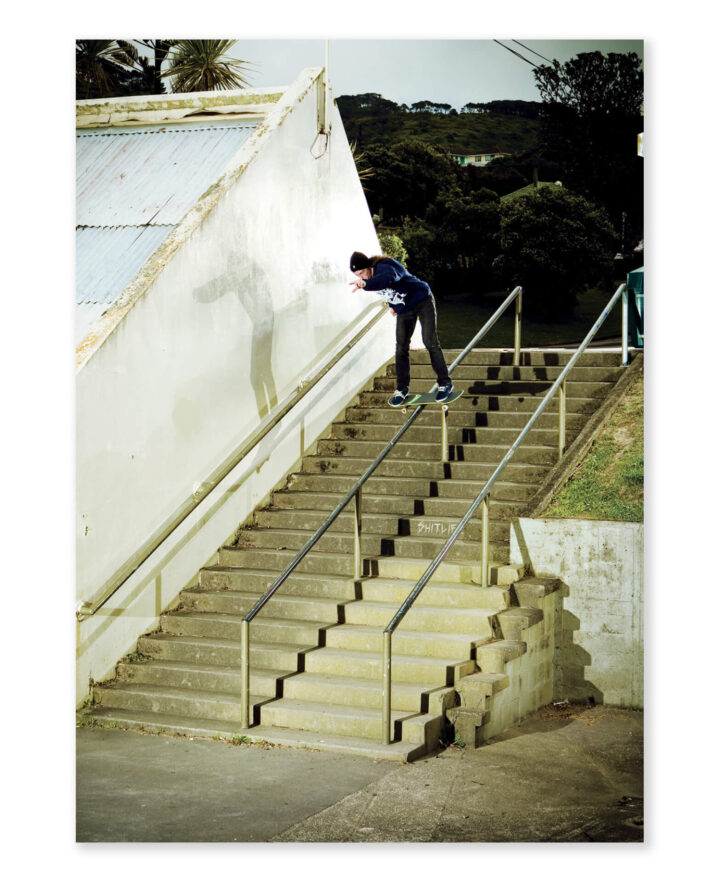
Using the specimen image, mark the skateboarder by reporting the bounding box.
[349,251,453,406]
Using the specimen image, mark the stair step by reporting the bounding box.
[345,395,602,424]
[410,348,623,367]
[138,633,313,670]
[359,380,613,405]
[160,610,333,645]
[287,472,433,497]
[497,606,544,641]
[301,454,443,479]
[303,645,475,683]
[512,576,563,608]
[476,640,527,673]
[281,671,454,714]
[323,623,482,659]
[385,534,510,564]
[234,526,383,557]
[93,682,266,724]
[115,658,287,698]
[359,577,510,609]
[179,589,347,622]
[341,599,496,635]
[317,432,577,459]
[260,696,441,744]
[375,556,525,586]
[198,566,360,600]
[400,514,508,542]
[421,496,525,519]
[255,508,401,536]
[78,707,425,762]
[218,546,359,577]
[381,364,623,384]
[271,490,418,515]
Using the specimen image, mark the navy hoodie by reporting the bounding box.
[361,258,430,313]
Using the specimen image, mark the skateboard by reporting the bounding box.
[406,389,463,406]
[388,389,463,408]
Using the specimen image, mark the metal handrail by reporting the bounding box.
[76,303,388,621]
[238,285,523,727]
[379,281,630,744]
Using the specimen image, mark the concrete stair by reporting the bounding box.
[449,576,563,747]
[85,348,628,761]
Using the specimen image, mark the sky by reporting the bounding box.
[221,39,644,108]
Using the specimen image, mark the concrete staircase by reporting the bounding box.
[86,348,626,760]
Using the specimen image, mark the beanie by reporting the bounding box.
[350,251,371,272]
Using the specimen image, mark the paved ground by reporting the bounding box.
[76,703,643,843]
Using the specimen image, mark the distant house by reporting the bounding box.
[449,152,510,168]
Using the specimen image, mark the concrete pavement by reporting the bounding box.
[76,703,643,843]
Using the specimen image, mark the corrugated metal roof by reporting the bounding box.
[76,120,259,344]
[76,122,257,226]
[76,225,175,304]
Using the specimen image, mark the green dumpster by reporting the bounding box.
[627,266,644,348]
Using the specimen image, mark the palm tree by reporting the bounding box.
[76,40,140,99]
[163,40,254,92]
[135,40,178,94]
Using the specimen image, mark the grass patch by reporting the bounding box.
[543,371,644,522]
[76,715,118,729]
[436,285,624,350]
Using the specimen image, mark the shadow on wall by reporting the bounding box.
[510,518,605,706]
[558,590,605,706]
[193,253,278,419]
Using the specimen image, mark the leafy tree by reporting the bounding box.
[534,52,643,118]
[533,51,643,242]
[76,40,143,99]
[336,93,400,116]
[465,158,527,198]
[361,139,461,224]
[378,233,408,265]
[493,188,617,319]
[135,39,177,93]
[164,40,253,92]
[402,188,500,295]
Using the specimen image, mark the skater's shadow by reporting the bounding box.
[192,253,278,419]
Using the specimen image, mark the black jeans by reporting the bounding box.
[395,293,450,390]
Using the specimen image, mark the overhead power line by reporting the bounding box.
[493,40,540,69]
[512,40,554,65]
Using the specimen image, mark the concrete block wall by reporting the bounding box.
[482,591,560,741]
[510,517,643,708]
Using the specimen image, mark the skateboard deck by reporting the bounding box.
[405,389,463,406]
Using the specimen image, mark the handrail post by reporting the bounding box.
[441,405,450,463]
[240,618,250,729]
[382,631,392,744]
[352,488,362,579]
[558,380,567,458]
[622,283,629,366]
[481,495,490,588]
[513,288,522,366]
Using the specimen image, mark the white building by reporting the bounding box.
[76,68,394,700]
[449,152,511,167]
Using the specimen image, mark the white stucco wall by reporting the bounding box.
[76,72,394,702]
[509,517,643,708]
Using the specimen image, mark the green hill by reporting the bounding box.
[337,94,542,156]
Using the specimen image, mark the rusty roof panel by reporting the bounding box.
[76,225,175,305]
[76,120,259,345]
[76,122,257,227]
